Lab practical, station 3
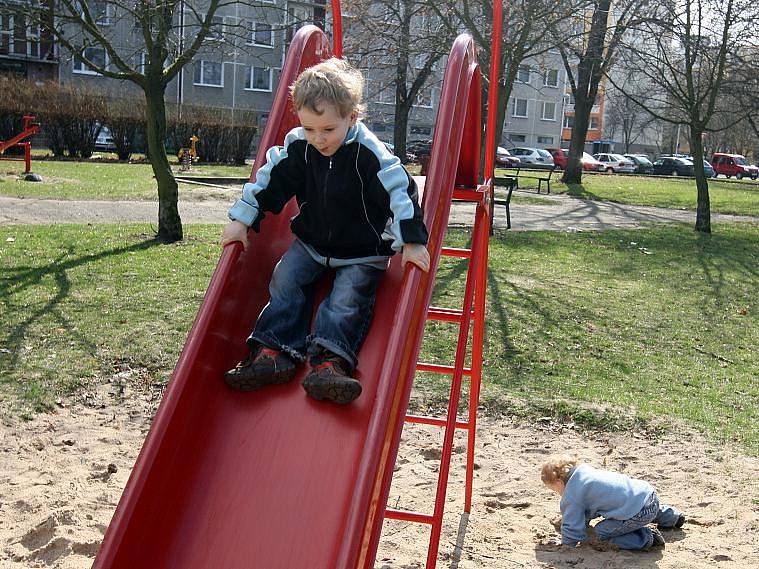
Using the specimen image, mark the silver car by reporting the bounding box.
[594,153,636,174]
[509,147,555,169]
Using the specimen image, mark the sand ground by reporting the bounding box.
[1,379,756,569]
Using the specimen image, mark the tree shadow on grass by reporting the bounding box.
[0,237,163,407]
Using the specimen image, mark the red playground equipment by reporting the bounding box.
[94,1,504,567]
[0,115,41,180]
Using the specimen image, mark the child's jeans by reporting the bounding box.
[593,492,682,550]
[248,239,384,372]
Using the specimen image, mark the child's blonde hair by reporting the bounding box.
[541,455,581,485]
[290,57,365,118]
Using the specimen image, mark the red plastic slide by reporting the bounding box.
[94,27,481,569]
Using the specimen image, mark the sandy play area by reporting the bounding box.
[1,377,757,569]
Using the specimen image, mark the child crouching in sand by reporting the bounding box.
[541,455,685,550]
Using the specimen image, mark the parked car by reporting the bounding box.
[711,153,759,179]
[94,125,115,151]
[702,160,717,178]
[652,156,695,176]
[509,147,555,168]
[593,153,636,173]
[496,146,521,167]
[623,154,654,175]
[547,148,603,171]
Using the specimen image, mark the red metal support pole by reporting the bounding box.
[465,1,502,512]
[331,0,342,58]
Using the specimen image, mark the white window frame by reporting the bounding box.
[199,13,225,41]
[248,21,273,47]
[510,134,527,143]
[537,136,554,145]
[377,85,396,105]
[516,65,530,84]
[93,1,114,26]
[194,60,224,87]
[563,115,574,129]
[413,87,433,108]
[541,101,556,121]
[135,51,147,73]
[589,116,600,130]
[73,46,108,75]
[245,66,272,92]
[544,69,559,87]
[512,98,528,118]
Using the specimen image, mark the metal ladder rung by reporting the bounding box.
[384,508,434,524]
[405,414,469,429]
[441,247,472,258]
[416,362,472,377]
[427,307,475,323]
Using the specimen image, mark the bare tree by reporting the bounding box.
[551,0,653,184]
[439,0,586,167]
[611,0,759,233]
[602,81,660,154]
[5,0,274,242]
[344,0,456,162]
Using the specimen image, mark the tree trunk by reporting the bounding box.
[144,84,183,242]
[563,95,593,184]
[689,126,711,233]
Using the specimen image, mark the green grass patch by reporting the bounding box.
[495,168,759,216]
[1,223,756,454]
[420,223,758,452]
[0,160,250,200]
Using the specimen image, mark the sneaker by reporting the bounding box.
[302,352,362,404]
[648,528,665,550]
[223,346,296,391]
[659,513,686,530]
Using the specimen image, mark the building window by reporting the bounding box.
[198,13,225,40]
[541,101,556,121]
[93,2,114,26]
[563,115,575,129]
[414,88,432,108]
[194,60,223,87]
[378,85,396,105]
[249,22,272,47]
[411,125,432,135]
[544,69,559,87]
[516,65,530,83]
[1,15,40,58]
[512,98,528,118]
[510,134,526,143]
[537,136,554,145]
[371,122,388,132]
[245,66,272,91]
[590,116,600,130]
[134,51,147,73]
[73,46,108,75]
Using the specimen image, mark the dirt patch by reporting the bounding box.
[1,386,757,568]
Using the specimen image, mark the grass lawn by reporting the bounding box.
[1,223,756,454]
[0,160,251,200]
[495,167,759,216]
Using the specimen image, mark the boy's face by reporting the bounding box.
[297,102,357,157]
[545,480,565,496]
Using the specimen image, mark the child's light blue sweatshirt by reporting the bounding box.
[560,464,654,545]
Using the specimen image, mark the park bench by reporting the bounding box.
[500,165,557,194]
[492,175,517,230]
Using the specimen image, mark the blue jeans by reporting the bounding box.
[593,492,682,550]
[248,240,384,371]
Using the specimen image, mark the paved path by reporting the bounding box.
[0,192,755,231]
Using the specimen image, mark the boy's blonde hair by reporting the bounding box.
[290,57,365,118]
[541,455,581,485]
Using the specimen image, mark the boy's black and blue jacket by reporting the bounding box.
[228,122,428,260]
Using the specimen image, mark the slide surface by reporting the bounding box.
[94,28,481,569]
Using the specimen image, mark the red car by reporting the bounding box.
[711,153,759,180]
[547,148,602,171]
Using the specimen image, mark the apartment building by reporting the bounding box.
[0,10,57,81]
[502,54,566,150]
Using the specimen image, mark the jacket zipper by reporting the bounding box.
[324,156,332,245]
